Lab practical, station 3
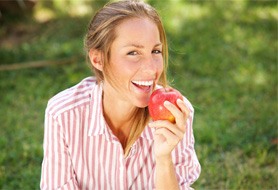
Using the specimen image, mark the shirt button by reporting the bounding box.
[131,148,136,155]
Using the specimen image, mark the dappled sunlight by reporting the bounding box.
[223,25,246,46]
[232,64,267,86]
[184,4,209,21]
[253,6,278,20]
[159,1,209,34]
[222,1,248,20]
[34,6,56,23]
[34,0,93,23]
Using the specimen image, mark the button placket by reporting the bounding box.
[116,144,128,190]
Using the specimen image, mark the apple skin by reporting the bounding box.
[148,88,183,123]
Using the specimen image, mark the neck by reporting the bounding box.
[102,81,137,148]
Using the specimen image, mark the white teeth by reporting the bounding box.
[132,80,153,86]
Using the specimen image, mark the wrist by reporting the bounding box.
[155,154,179,190]
[156,154,172,165]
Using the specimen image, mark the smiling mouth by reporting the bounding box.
[131,80,154,92]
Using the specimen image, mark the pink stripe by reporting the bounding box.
[64,111,71,185]
[73,108,82,186]
[138,139,144,188]
[98,137,105,189]
[50,116,55,187]
[57,117,62,187]
[80,106,88,189]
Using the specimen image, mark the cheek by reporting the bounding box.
[156,57,164,74]
[117,63,138,78]
[109,59,138,83]
[154,58,164,83]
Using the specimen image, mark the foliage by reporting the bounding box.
[0,0,277,189]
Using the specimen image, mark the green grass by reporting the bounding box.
[0,0,277,189]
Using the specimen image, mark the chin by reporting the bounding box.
[131,91,151,108]
[134,98,149,108]
[134,100,148,108]
[137,104,148,108]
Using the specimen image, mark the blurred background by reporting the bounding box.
[0,0,277,189]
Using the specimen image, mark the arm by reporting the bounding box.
[155,155,180,190]
[40,109,79,189]
[150,99,201,190]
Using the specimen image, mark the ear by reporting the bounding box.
[88,49,103,71]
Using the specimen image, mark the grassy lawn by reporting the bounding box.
[0,0,277,189]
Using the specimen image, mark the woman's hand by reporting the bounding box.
[149,98,190,158]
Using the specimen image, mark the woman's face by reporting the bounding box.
[104,17,163,108]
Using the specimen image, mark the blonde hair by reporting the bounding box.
[84,0,168,155]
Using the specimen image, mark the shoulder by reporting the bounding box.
[46,76,97,117]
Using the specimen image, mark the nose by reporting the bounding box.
[142,55,162,75]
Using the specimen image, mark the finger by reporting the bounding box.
[149,120,184,139]
[176,99,190,119]
[176,99,191,131]
[163,101,184,122]
[163,100,186,131]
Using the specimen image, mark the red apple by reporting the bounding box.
[148,88,183,123]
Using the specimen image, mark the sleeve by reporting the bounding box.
[40,107,79,190]
[171,100,201,190]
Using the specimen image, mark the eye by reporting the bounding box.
[152,50,162,54]
[127,51,139,56]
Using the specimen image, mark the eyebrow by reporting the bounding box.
[123,43,162,48]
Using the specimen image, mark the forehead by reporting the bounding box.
[113,17,161,46]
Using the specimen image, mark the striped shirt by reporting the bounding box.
[40,77,201,190]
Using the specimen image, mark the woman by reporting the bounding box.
[40,0,201,189]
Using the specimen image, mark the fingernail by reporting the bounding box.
[177,99,183,103]
[164,101,171,106]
